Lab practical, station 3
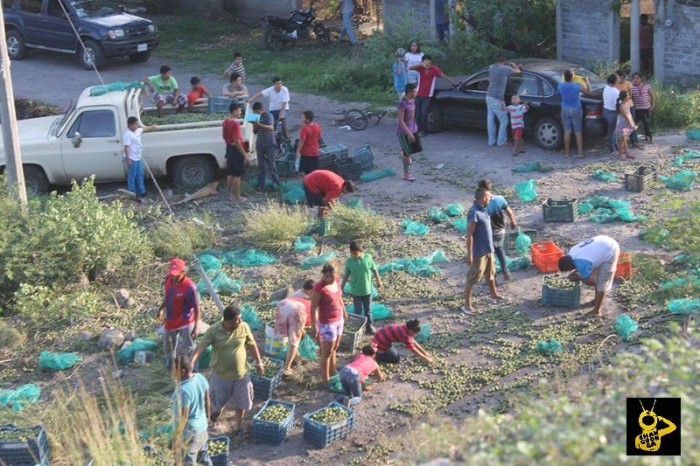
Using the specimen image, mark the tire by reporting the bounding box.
[345,109,369,131]
[23,165,49,196]
[426,104,444,133]
[77,39,105,70]
[129,51,151,63]
[534,117,563,150]
[171,156,216,189]
[7,30,27,60]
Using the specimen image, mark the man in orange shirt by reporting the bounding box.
[187,76,211,112]
[303,169,354,217]
[295,111,322,175]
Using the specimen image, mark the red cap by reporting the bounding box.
[169,258,186,276]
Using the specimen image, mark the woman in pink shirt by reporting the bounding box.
[336,345,384,407]
[311,262,348,383]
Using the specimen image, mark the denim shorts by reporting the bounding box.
[561,106,583,133]
[317,319,344,343]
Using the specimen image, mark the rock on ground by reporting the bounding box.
[98,328,125,349]
[116,288,135,307]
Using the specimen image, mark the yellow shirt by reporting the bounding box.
[199,321,255,381]
[561,74,588,89]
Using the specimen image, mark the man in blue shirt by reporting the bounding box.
[171,355,213,466]
[478,179,518,281]
[558,69,591,158]
[558,235,620,317]
[463,187,503,314]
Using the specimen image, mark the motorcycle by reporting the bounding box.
[262,0,330,49]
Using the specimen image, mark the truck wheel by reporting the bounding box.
[129,51,151,63]
[172,156,215,189]
[78,40,105,70]
[426,104,444,133]
[7,30,27,60]
[23,166,49,195]
[534,117,563,150]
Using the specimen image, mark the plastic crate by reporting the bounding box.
[624,166,657,193]
[250,358,283,401]
[252,400,296,445]
[349,145,374,171]
[338,313,367,352]
[208,435,230,466]
[302,402,355,448]
[319,144,349,160]
[0,424,50,466]
[542,198,579,222]
[531,241,565,273]
[208,96,244,114]
[505,229,538,255]
[615,252,633,280]
[541,277,581,308]
[333,159,365,181]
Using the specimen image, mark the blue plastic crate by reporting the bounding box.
[249,358,283,401]
[303,402,355,448]
[541,278,581,308]
[208,435,230,466]
[252,400,296,445]
[208,96,244,114]
[349,144,374,171]
[0,424,50,466]
[318,144,349,170]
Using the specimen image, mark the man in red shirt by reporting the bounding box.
[187,76,211,112]
[303,169,355,217]
[371,319,434,364]
[295,110,322,175]
[409,55,458,136]
[222,103,249,202]
[157,258,200,369]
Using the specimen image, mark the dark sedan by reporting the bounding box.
[426,59,607,150]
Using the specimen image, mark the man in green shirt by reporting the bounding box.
[341,240,383,334]
[191,306,264,433]
[143,64,187,116]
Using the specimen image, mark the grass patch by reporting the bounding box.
[150,212,222,259]
[328,203,393,242]
[242,200,313,251]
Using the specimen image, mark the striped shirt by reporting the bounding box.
[505,104,527,129]
[630,83,652,109]
[371,323,416,352]
[224,62,246,84]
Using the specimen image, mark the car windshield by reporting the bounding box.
[544,67,606,92]
[70,0,119,18]
[50,101,77,137]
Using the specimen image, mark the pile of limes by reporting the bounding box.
[310,406,349,425]
[258,404,292,423]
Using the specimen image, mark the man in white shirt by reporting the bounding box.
[123,116,156,198]
[603,74,620,155]
[248,76,291,138]
[558,235,620,317]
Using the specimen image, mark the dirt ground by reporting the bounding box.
[6,49,698,465]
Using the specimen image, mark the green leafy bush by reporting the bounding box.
[329,203,393,241]
[242,201,313,251]
[649,82,700,130]
[150,212,221,259]
[13,284,104,332]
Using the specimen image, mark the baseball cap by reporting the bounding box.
[190,76,201,85]
[396,48,406,57]
[169,258,186,276]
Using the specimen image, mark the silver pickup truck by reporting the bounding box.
[0,86,253,194]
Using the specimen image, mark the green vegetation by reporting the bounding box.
[328,202,394,242]
[242,201,313,251]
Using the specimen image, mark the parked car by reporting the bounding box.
[3,0,159,70]
[426,59,607,150]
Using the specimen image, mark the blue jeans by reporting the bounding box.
[352,294,372,326]
[603,109,618,153]
[183,430,212,466]
[338,367,363,406]
[493,229,507,274]
[486,96,508,146]
[415,96,431,133]
[340,11,357,44]
[126,159,145,196]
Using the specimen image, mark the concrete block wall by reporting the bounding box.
[558,0,615,66]
[662,3,700,84]
[383,0,433,36]
[176,0,300,23]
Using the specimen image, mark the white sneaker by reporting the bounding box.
[461,306,476,315]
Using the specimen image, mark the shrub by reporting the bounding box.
[242,201,313,251]
[150,212,222,259]
[591,60,630,79]
[13,284,104,333]
[649,82,700,130]
[0,319,26,349]
[329,203,393,241]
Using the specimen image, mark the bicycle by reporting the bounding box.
[331,108,388,131]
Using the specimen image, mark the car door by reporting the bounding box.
[504,73,547,132]
[18,0,44,44]
[42,0,77,51]
[60,108,127,182]
[457,72,490,129]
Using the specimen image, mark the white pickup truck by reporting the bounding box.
[0,86,252,194]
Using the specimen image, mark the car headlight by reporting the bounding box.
[108,29,125,39]
[148,24,157,34]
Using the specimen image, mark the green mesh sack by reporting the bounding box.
[687,128,700,142]
[667,298,700,315]
[578,201,594,215]
[294,236,316,253]
[198,270,243,295]
[197,253,222,273]
[300,251,336,269]
[345,199,364,209]
[443,203,465,217]
[89,80,142,96]
[451,218,467,234]
[198,249,223,258]
[343,282,378,299]
[639,225,669,243]
[299,335,320,360]
[425,249,449,264]
[591,169,617,182]
[39,351,82,371]
[512,161,542,173]
[283,186,307,204]
[515,228,532,257]
[508,256,531,271]
[659,170,697,191]
[0,384,41,411]
[589,207,616,223]
[371,303,393,320]
[660,275,700,291]
[403,220,430,236]
[222,249,277,267]
[116,338,159,365]
[536,339,563,355]
[428,206,449,223]
[614,314,638,341]
[241,305,262,331]
[198,345,212,369]
[414,323,431,343]
[328,374,345,394]
[378,258,440,277]
[615,208,646,223]
[360,168,396,182]
[515,179,538,202]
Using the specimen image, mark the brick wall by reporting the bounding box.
[558,0,617,66]
[662,3,700,84]
[383,0,433,37]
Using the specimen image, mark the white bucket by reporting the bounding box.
[264,323,288,357]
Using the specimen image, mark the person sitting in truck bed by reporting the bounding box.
[222,73,249,99]
[187,76,211,112]
[143,65,187,117]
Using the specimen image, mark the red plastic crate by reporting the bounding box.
[615,252,633,280]
[531,241,564,273]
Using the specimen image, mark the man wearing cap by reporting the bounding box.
[158,258,200,369]
[143,65,187,117]
[392,48,408,101]
[302,169,355,218]
[187,76,211,112]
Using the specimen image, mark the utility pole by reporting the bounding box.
[0,6,28,207]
